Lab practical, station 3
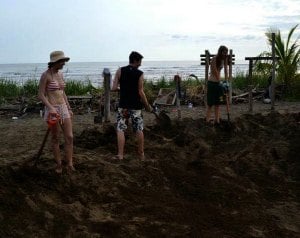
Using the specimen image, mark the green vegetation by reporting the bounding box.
[1,45,299,107]
[0,79,20,98]
[0,73,282,106]
[21,79,39,96]
[288,74,300,101]
[232,71,269,90]
[1,26,299,104]
[144,75,205,102]
[254,24,300,99]
[64,79,96,96]
[145,75,203,90]
[0,77,98,105]
[144,76,174,102]
[0,78,97,98]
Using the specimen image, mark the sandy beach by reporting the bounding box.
[0,101,300,237]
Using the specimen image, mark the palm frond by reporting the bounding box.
[263,25,300,94]
[286,24,299,52]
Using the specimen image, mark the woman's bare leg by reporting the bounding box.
[51,124,62,173]
[62,118,74,170]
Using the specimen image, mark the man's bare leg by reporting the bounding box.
[215,105,220,124]
[117,130,125,160]
[136,130,145,160]
[206,106,212,122]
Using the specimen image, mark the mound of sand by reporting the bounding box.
[0,104,300,237]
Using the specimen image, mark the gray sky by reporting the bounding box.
[0,0,299,64]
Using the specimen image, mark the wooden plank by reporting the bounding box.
[201,62,235,65]
[245,56,279,60]
[201,54,235,58]
[67,95,93,100]
[201,58,235,62]
[0,104,20,111]
[201,54,235,65]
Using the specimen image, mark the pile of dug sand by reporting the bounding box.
[0,104,300,237]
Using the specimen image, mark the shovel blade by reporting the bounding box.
[153,111,171,128]
[94,115,103,124]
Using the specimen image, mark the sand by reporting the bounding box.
[0,101,300,237]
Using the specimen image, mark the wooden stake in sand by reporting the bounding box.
[174,75,182,120]
[103,68,111,122]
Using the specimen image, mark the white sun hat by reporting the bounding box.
[49,51,70,63]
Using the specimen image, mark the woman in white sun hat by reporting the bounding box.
[38,50,75,173]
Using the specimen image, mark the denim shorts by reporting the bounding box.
[116,108,143,132]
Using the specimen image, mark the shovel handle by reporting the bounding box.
[151,110,160,119]
[225,93,230,121]
[35,127,51,161]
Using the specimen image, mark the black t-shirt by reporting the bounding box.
[119,65,143,109]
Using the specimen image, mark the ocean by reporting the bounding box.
[0,61,249,87]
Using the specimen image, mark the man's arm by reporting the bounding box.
[138,73,151,112]
[111,68,121,91]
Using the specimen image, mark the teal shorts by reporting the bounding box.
[207,81,224,106]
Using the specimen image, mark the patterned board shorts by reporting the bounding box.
[44,104,71,122]
[116,108,143,132]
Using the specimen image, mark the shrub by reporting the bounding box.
[65,79,96,96]
[22,79,39,97]
[0,79,20,98]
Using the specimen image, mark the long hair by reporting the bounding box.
[216,45,228,69]
[48,62,54,69]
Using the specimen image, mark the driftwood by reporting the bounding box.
[154,88,176,106]
[0,104,21,111]
[0,95,44,117]
[0,103,26,117]
[232,84,286,104]
[232,89,265,104]
[68,95,93,109]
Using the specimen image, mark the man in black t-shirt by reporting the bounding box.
[111,51,151,160]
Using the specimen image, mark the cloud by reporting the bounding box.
[0,0,299,63]
[171,35,189,40]
[266,15,300,28]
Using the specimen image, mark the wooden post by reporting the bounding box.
[174,75,181,120]
[271,33,276,110]
[103,68,111,122]
[248,60,253,113]
[228,49,233,104]
[245,55,279,113]
[204,50,210,108]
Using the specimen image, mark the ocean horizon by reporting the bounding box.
[0,61,249,87]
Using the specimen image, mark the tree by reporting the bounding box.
[254,25,300,97]
[265,25,300,93]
